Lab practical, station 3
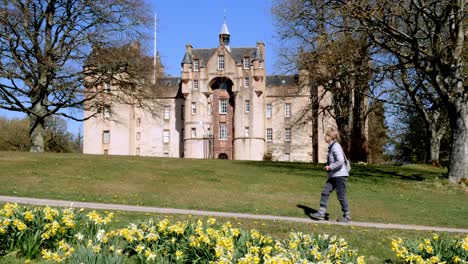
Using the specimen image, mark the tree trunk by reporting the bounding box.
[428,122,444,167]
[29,115,45,152]
[447,98,468,183]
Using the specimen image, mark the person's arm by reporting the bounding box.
[328,144,345,171]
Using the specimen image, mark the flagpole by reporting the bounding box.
[153,12,157,85]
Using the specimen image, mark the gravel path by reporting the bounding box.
[0,195,466,233]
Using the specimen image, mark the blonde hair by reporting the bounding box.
[325,127,340,142]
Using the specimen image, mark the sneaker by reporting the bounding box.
[309,212,325,220]
[336,217,351,223]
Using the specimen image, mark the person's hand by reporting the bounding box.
[325,165,330,171]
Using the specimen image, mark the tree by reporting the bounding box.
[337,0,467,183]
[367,100,388,164]
[0,117,30,151]
[272,0,372,162]
[0,0,153,153]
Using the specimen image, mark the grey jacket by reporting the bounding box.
[327,141,349,177]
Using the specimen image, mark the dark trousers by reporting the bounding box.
[319,176,350,217]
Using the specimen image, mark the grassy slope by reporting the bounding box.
[0,151,466,229]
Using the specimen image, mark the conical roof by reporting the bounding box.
[219,22,230,35]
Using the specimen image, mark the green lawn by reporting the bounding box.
[0,151,466,230]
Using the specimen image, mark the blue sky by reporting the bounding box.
[0,0,281,135]
[153,0,279,76]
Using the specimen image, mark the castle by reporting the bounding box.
[83,21,336,163]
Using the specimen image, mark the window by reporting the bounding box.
[163,152,169,157]
[219,123,227,140]
[285,153,290,161]
[259,61,263,69]
[102,130,110,144]
[181,105,184,120]
[191,128,196,138]
[266,104,272,118]
[245,127,250,137]
[104,149,108,155]
[136,132,141,141]
[163,129,170,143]
[244,100,250,113]
[243,77,250,88]
[164,106,170,120]
[285,128,291,142]
[136,147,140,156]
[103,106,111,119]
[219,99,227,114]
[266,128,273,141]
[243,57,250,69]
[136,118,141,126]
[193,80,199,90]
[193,59,199,71]
[208,102,212,115]
[285,103,291,117]
[191,102,196,115]
[218,55,224,70]
[104,83,110,93]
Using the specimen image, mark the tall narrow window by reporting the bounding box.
[219,99,227,114]
[285,103,291,117]
[245,127,250,137]
[181,105,184,120]
[164,106,170,120]
[163,129,170,143]
[193,80,199,90]
[266,128,273,141]
[243,77,250,88]
[136,132,141,141]
[104,83,110,93]
[244,100,250,113]
[243,57,250,69]
[219,123,227,140]
[218,55,224,70]
[136,147,140,155]
[191,102,196,115]
[259,61,263,69]
[285,128,291,142]
[102,130,110,144]
[208,102,212,115]
[103,106,111,119]
[191,128,196,138]
[193,59,199,71]
[266,104,272,118]
[136,118,141,126]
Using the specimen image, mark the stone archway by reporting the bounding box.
[218,153,228,160]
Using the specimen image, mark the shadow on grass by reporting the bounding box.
[296,204,329,221]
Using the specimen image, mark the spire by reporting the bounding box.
[181,44,192,66]
[219,11,230,51]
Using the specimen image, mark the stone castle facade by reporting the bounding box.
[83,22,336,163]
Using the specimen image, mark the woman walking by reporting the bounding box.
[309,127,351,223]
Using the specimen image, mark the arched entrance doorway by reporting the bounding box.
[218,153,228,159]
[209,77,235,160]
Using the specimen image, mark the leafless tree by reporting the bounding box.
[0,0,154,152]
[272,0,373,162]
[335,0,467,182]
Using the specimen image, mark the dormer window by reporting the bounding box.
[218,55,225,70]
[243,57,250,69]
[193,60,199,71]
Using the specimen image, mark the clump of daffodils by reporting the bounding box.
[391,234,468,263]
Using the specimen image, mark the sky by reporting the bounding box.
[0,0,282,136]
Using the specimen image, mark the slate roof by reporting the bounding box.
[266,75,299,87]
[154,77,182,98]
